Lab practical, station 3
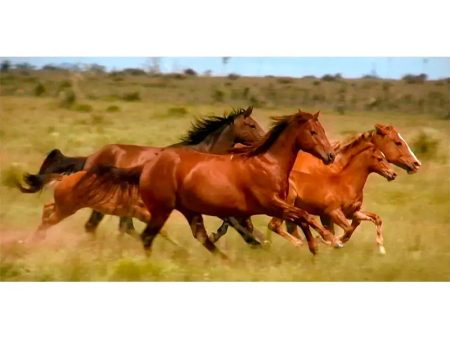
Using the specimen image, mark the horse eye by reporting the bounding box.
[395,141,402,146]
[311,130,317,136]
[250,125,256,129]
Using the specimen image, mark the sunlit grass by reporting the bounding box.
[0,94,449,281]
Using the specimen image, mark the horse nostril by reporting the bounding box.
[393,172,397,178]
[414,161,421,167]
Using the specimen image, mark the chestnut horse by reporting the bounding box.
[130,110,338,257]
[293,124,422,175]
[212,124,422,247]
[18,107,265,242]
[271,141,397,254]
[287,124,421,242]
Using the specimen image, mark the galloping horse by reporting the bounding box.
[18,107,265,242]
[127,110,338,256]
[271,141,397,254]
[286,124,421,242]
[210,123,421,246]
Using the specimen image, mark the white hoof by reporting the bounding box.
[379,246,386,255]
[334,241,344,249]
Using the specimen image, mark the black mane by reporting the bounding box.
[179,108,248,145]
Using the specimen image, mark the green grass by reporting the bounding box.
[0,75,449,281]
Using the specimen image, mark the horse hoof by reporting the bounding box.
[334,241,344,249]
[379,246,386,255]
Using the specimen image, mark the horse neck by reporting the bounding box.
[261,124,300,179]
[339,151,372,193]
[188,124,235,154]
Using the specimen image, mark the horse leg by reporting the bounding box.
[320,214,334,234]
[352,211,385,255]
[328,209,354,244]
[243,217,268,245]
[119,217,139,237]
[227,217,261,246]
[267,215,303,247]
[297,221,318,255]
[286,220,303,241]
[209,219,230,243]
[271,196,340,249]
[84,210,105,235]
[32,202,71,241]
[182,211,228,260]
[141,211,171,254]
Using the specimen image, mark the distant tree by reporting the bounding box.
[86,63,106,73]
[15,62,35,70]
[184,68,197,76]
[1,60,11,72]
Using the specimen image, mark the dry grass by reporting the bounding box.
[0,71,449,281]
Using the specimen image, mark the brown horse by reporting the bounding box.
[131,110,338,257]
[287,124,421,242]
[293,123,421,175]
[210,123,421,246]
[18,107,265,242]
[270,141,397,254]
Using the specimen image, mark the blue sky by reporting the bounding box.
[1,57,449,79]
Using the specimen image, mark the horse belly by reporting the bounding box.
[177,165,248,217]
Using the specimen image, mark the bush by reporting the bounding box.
[34,83,46,96]
[123,68,146,76]
[58,80,72,90]
[277,77,293,84]
[402,73,427,84]
[212,89,225,102]
[167,107,188,116]
[411,131,439,159]
[73,104,93,112]
[184,68,197,76]
[322,73,342,81]
[106,105,120,112]
[58,89,76,108]
[228,73,240,80]
[122,91,141,101]
[1,164,22,188]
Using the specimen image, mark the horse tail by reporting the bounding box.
[16,173,63,193]
[37,148,87,175]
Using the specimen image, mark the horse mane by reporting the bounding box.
[179,107,250,145]
[333,129,376,153]
[236,111,313,157]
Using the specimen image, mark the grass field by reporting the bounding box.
[1,69,449,281]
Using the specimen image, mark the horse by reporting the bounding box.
[17,107,265,243]
[286,124,421,242]
[113,110,337,257]
[209,123,422,246]
[269,141,397,254]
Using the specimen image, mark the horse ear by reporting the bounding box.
[375,123,388,135]
[244,106,253,117]
[314,111,320,119]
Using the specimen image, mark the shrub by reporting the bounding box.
[228,73,240,80]
[124,68,146,76]
[402,73,427,84]
[313,80,321,86]
[106,105,120,112]
[73,103,93,112]
[58,80,72,91]
[277,77,293,84]
[1,164,22,188]
[212,89,225,102]
[34,83,46,96]
[411,131,439,159]
[167,107,188,116]
[322,73,342,81]
[184,68,197,76]
[58,89,76,108]
[122,91,141,101]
